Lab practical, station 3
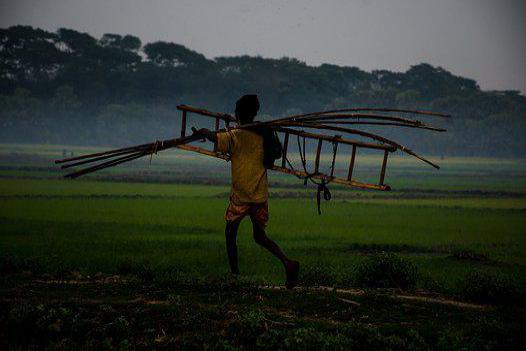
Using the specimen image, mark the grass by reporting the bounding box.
[1,143,525,349]
[1,179,525,290]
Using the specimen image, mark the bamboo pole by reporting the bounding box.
[284,107,451,120]
[57,104,446,179]
[283,121,440,169]
[317,120,445,132]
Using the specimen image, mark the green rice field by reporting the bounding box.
[1,143,525,349]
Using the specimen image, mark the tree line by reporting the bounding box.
[1,25,525,157]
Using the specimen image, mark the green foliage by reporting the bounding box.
[458,271,524,305]
[1,25,525,156]
[3,291,522,350]
[143,41,208,67]
[437,317,524,351]
[353,253,419,290]
[255,323,431,351]
[280,328,347,350]
[299,264,339,286]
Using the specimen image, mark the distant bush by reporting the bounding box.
[458,271,524,305]
[353,253,418,290]
[299,264,338,287]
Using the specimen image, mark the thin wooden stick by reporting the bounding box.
[65,151,147,178]
[297,113,446,131]
[61,134,203,177]
[55,142,153,164]
[285,107,451,120]
[60,148,145,169]
[316,121,446,132]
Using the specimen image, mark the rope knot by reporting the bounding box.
[149,140,161,165]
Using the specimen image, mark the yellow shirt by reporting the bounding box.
[216,129,268,204]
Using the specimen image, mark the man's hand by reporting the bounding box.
[192,127,217,142]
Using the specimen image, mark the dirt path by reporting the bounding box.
[261,285,491,310]
[7,277,490,310]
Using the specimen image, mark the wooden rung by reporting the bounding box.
[379,150,389,185]
[330,142,338,177]
[314,139,323,174]
[181,110,187,136]
[347,145,357,181]
[215,117,220,131]
[281,133,289,168]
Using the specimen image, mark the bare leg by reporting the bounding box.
[225,220,241,274]
[251,221,290,267]
[252,221,300,288]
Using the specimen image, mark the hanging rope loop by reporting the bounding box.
[279,134,339,215]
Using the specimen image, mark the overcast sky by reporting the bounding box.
[1,0,525,93]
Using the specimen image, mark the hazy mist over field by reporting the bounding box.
[1,1,525,158]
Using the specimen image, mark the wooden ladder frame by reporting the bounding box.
[176,105,393,191]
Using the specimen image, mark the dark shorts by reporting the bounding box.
[225,198,269,227]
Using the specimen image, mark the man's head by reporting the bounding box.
[235,94,260,125]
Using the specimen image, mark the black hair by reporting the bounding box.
[235,94,260,124]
